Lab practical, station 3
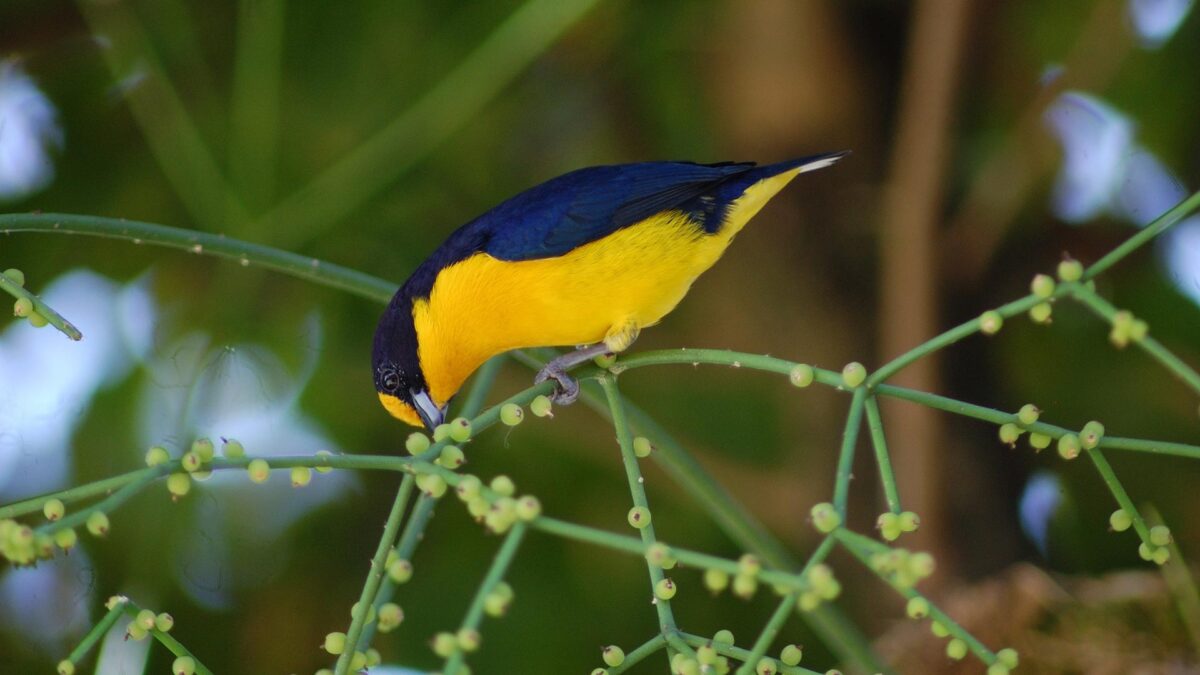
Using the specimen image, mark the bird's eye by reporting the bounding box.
[381,369,400,392]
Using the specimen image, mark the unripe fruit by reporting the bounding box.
[314,449,334,473]
[43,498,65,521]
[841,362,866,388]
[378,602,404,632]
[349,651,367,671]
[456,475,482,500]
[145,446,170,466]
[191,438,214,462]
[365,648,382,667]
[28,312,48,328]
[655,577,677,600]
[1080,420,1105,449]
[438,445,465,469]
[126,622,148,641]
[1031,273,1055,298]
[798,591,821,611]
[222,438,245,458]
[704,567,730,593]
[979,311,1003,335]
[697,644,718,665]
[898,511,920,532]
[737,554,762,576]
[136,609,156,630]
[1152,546,1171,565]
[247,459,270,483]
[877,512,901,541]
[1017,404,1040,427]
[996,647,1019,668]
[54,527,77,551]
[591,670,608,675]
[1029,432,1051,450]
[1130,319,1149,342]
[810,502,841,533]
[1058,258,1084,282]
[931,621,950,637]
[1109,509,1132,532]
[906,596,930,619]
[86,511,109,537]
[988,665,1011,675]
[1139,542,1154,561]
[633,436,654,458]
[780,644,802,666]
[645,542,674,568]
[12,297,32,318]
[1057,434,1081,460]
[431,631,457,657]
[155,613,174,632]
[323,631,347,655]
[732,573,757,599]
[291,466,312,487]
[490,475,516,497]
[500,403,524,426]
[594,352,617,368]
[946,638,967,660]
[1029,302,1053,324]
[172,656,196,675]
[388,559,414,583]
[416,473,447,498]
[351,601,376,624]
[56,660,74,675]
[627,506,651,529]
[449,417,473,443]
[405,432,430,455]
[908,551,935,579]
[530,395,553,417]
[457,627,481,652]
[713,629,735,646]
[789,364,815,388]
[756,658,778,675]
[3,268,25,286]
[167,472,191,498]
[1150,525,1172,547]
[602,645,626,667]
[998,423,1021,446]
[181,452,203,473]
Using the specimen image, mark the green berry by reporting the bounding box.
[247,458,270,483]
[56,660,74,675]
[1150,525,1172,547]
[810,502,841,533]
[633,436,654,458]
[314,449,334,472]
[490,475,516,497]
[172,656,196,675]
[349,651,367,671]
[713,629,735,646]
[696,643,718,665]
[1139,542,1154,561]
[1152,546,1171,565]
[3,268,25,286]
[627,506,651,529]
[145,446,170,466]
[737,553,762,576]
[378,602,404,632]
[530,395,553,417]
[484,582,513,617]
[704,567,730,593]
[484,498,517,533]
[602,645,626,667]
[416,473,448,498]
[906,596,930,619]
[456,475,482,500]
[86,511,109,537]
[54,527,77,551]
[645,543,674,568]
[438,445,465,469]
[898,511,920,532]
[466,496,490,519]
[1057,433,1081,460]
[431,631,457,657]
[155,613,174,632]
[1029,432,1052,450]
[841,362,866,388]
[365,648,382,667]
[732,573,757,599]
[405,432,430,455]
[1080,420,1105,449]
[126,622,148,641]
[388,558,414,583]
[908,551,936,579]
[500,403,524,426]
[190,438,214,462]
[1029,302,1053,324]
[1031,273,1055,298]
[655,577,677,600]
[449,417,473,443]
[516,495,542,521]
[290,466,312,487]
[756,657,778,675]
[181,451,203,473]
[167,472,191,498]
[780,644,803,666]
[1109,508,1132,532]
[1017,404,1040,427]
[12,297,32,318]
[1058,258,1084,282]
[946,638,967,660]
[931,621,950,637]
[43,498,65,522]
[789,364,815,388]
[997,647,1019,668]
[798,590,821,611]
[594,352,617,368]
[28,312,48,328]
[222,438,245,458]
[979,310,1003,335]
[988,665,1011,675]
[877,512,901,541]
[591,670,608,675]
[323,631,347,655]
[1130,319,1149,342]
[457,627,481,652]
[135,608,155,631]
[432,423,452,442]
[998,423,1021,446]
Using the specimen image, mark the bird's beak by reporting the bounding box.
[410,388,445,430]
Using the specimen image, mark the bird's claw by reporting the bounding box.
[534,366,580,405]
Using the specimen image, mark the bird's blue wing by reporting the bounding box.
[481,162,755,261]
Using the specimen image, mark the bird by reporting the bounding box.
[373,152,847,429]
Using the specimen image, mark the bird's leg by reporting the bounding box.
[534,344,611,405]
[535,319,640,405]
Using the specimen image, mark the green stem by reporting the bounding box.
[598,376,687,660]
[1145,504,1200,660]
[356,493,439,652]
[443,522,528,675]
[864,396,902,513]
[612,348,841,386]
[1083,189,1200,280]
[734,594,798,675]
[1085,448,1154,550]
[64,599,127,667]
[833,388,868,516]
[120,601,214,675]
[334,475,415,675]
[607,634,668,674]
[677,633,823,675]
[229,0,285,211]
[0,271,82,340]
[0,468,152,519]
[1069,284,1200,396]
[0,213,396,303]
[35,468,164,537]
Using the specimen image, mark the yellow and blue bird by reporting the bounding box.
[373,153,846,428]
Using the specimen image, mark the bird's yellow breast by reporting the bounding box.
[413,167,802,405]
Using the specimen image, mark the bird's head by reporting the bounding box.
[372,293,446,430]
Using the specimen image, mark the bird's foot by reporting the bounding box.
[534,364,580,405]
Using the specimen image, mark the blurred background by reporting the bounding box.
[2,1,1199,672]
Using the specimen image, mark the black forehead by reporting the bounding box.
[372,290,425,390]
